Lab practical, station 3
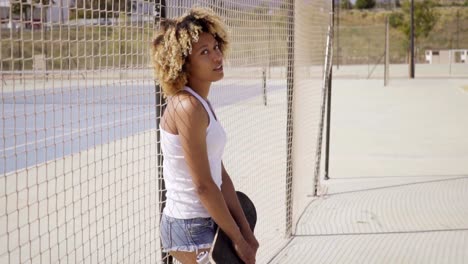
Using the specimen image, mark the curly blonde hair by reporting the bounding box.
[152,7,230,97]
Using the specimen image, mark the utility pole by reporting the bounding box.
[410,0,415,78]
[337,0,340,69]
[457,10,460,49]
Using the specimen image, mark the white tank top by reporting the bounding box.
[161,87,227,219]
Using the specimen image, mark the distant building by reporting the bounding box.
[0,0,9,21]
[129,0,155,22]
[0,0,71,24]
[425,49,468,64]
[46,0,72,23]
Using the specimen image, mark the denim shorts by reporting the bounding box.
[160,214,216,252]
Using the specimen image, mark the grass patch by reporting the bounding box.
[1,23,155,71]
[0,5,329,71]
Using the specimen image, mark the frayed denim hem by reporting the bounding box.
[162,243,212,253]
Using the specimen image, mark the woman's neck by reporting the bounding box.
[187,80,211,99]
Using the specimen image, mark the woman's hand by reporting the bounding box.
[233,237,256,264]
[246,233,259,254]
[240,225,259,254]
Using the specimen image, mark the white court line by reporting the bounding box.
[0,92,250,155]
[0,112,154,155]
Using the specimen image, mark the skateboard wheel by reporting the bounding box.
[197,251,210,264]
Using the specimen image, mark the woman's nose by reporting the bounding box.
[212,50,222,62]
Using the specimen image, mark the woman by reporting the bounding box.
[152,7,259,264]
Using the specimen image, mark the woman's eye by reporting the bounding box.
[201,49,208,55]
[214,44,219,50]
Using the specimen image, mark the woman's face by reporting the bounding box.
[186,32,224,85]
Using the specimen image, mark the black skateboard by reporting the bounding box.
[209,191,257,264]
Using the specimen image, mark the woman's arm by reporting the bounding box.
[173,95,255,262]
[220,163,259,253]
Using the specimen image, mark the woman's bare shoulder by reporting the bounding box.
[168,92,207,128]
[170,92,203,114]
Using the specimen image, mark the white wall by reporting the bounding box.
[46,0,70,23]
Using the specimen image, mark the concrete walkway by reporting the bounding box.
[270,79,468,263]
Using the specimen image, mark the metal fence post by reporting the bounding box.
[285,0,295,237]
[154,3,171,263]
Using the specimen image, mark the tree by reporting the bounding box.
[341,0,353,9]
[389,0,438,41]
[355,0,376,9]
